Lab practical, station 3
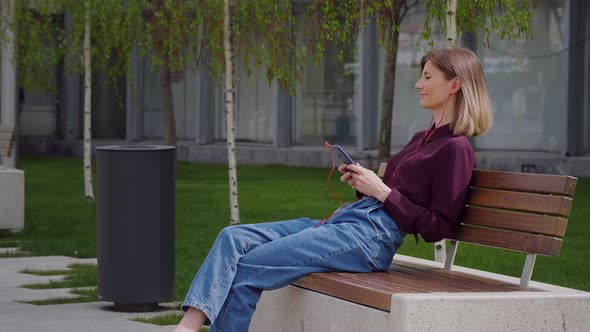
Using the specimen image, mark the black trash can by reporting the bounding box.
[96,145,175,312]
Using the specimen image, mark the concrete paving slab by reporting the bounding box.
[0,256,180,332]
[0,247,21,255]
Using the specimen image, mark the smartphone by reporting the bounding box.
[331,145,355,164]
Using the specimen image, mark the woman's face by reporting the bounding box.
[415,60,454,111]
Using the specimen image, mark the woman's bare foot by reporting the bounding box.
[174,326,196,332]
[175,307,207,332]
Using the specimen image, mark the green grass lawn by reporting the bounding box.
[2,156,589,304]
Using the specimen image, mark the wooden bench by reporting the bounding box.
[251,166,588,331]
[0,125,16,161]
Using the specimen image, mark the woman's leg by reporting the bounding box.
[209,214,404,332]
[175,307,207,332]
[178,217,317,331]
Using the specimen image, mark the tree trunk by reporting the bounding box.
[159,56,177,147]
[433,0,458,263]
[377,16,401,162]
[83,0,94,201]
[446,0,457,48]
[224,0,240,225]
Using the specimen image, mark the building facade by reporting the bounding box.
[5,0,590,176]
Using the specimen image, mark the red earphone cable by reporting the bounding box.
[324,141,343,205]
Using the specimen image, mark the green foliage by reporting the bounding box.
[196,0,302,92]
[306,0,417,59]
[10,0,64,92]
[1,0,146,92]
[1,0,535,98]
[2,0,305,94]
[306,0,364,62]
[422,0,534,47]
[307,0,533,61]
[234,0,301,92]
[141,0,201,77]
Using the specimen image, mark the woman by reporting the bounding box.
[175,47,492,332]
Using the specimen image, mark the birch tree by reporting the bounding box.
[83,0,93,199]
[5,0,145,200]
[446,0,457,48]
[432,0,457,262]
[223,0,239,225]
[205,0,300,225]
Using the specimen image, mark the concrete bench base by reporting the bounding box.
[251,255,590,332]
[0,167,24,230]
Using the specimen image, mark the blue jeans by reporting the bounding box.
[181,196,406,331]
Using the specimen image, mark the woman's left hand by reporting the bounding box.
[344,163,392,202]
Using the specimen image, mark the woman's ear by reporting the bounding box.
[451,79,461,94]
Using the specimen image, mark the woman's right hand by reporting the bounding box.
[338,164,355,187]
[337,163,350,174]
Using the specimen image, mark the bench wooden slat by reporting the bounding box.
[468,187,573,217]
[293,272,394,311]
[391,262,533,291]
[462,206,568,237]
[452,225,563,256]
[387,263,524,290]
[334,272,434,294]
[295,260,538,312]
[358,269,502,293]
[335,271,442,293]
[471,169,577,196]
[376,166,577,196]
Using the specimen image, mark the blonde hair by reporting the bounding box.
[421,48,492,137]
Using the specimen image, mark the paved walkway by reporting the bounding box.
[0,253,180,332]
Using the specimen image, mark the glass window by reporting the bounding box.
[213,58,275,144]
[386,3,568,152]
[387,5,445,148]
[292,12,358,146]
[141,56,197,140]
[475,2,568,152]
[143,58,164,139]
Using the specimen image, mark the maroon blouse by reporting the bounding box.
[377,124,476,242]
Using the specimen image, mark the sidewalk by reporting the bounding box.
[0,254,179,332]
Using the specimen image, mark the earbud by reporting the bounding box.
[451,82,457,89]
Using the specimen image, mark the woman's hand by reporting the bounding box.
[340,163,392,202]
[338,163,355,185]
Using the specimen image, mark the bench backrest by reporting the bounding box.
[378,163,578,287]
[0,125,16,158]
[454,169,576,255]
